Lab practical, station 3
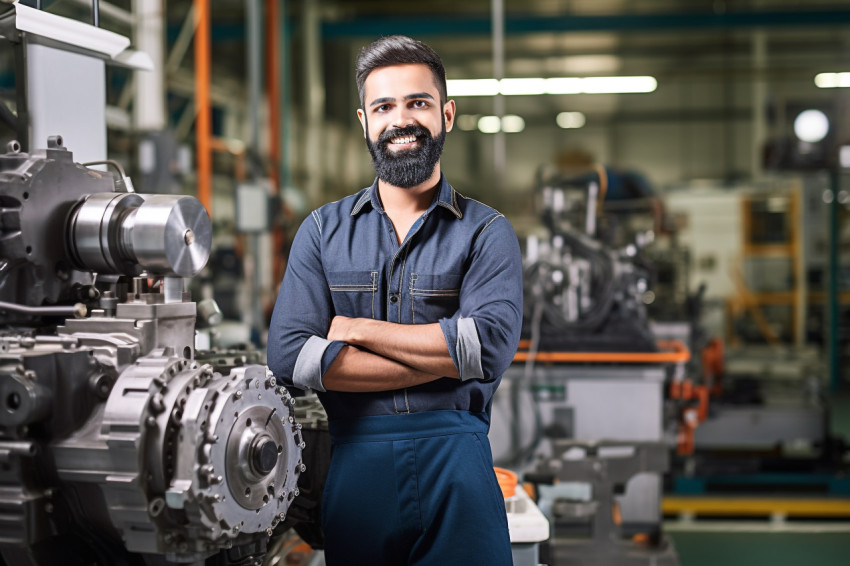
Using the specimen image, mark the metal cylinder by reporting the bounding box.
[67,193,211,277]
[130,195,211,277]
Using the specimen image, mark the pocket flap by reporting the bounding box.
[328,270,377,292]
[410,273,462,297]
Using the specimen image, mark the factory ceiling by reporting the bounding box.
[14,1,850,141]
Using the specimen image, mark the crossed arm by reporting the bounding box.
[267,212,523,395]
[321,317,460,392]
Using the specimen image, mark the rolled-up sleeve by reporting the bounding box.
[268,215,345,392]
[438,214,523,382]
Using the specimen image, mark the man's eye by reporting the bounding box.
[375,104,390,112]
[412,100,428,108]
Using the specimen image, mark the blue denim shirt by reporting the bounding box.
[267,175,523,421]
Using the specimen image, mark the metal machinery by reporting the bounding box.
[0,138,305,565]
[491,169,693,565]
[527,441,677,566]
[671,183,848,494]
[522,174,658,354]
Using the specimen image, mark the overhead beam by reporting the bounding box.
[321,9,850,39]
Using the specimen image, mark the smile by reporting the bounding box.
[389,135,418,145]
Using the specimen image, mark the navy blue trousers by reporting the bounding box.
[321,410,512,566]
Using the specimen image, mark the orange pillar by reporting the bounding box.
[265,0,281,192]
[194,0,212,215]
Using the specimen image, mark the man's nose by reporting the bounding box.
[390,106,416,128]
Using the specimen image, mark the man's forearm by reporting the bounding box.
[322,345,448,392]
[328,317,460,379]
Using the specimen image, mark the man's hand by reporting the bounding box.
[327,315,361,343]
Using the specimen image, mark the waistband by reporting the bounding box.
[328,410,490,444]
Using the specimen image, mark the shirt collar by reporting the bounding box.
[350,174,463,219]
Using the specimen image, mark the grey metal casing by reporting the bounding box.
[492,364,666,526]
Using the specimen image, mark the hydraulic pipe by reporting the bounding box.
[0,301,86,318]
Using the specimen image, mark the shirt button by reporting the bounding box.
[390,295,399,304]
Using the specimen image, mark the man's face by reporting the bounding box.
[357,63,455,188]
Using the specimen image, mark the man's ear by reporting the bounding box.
[356,109,367,138]
[443,100,456,133]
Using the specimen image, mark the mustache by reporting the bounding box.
[376,125,431,147]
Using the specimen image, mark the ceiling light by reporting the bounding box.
[499,78,547,96]
[545,78,583,95]
[475,115,525,134]
[793,109,829,143]
[840,145,850,169]
[814,72,850,88]
[580,76,657,94]
[457,114,480,131]
[447,76,657,97]
[556,112,586,129]
[477,116,501,134]
[501,115,525,133]
[447,79,499,97]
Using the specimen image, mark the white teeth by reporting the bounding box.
[390,135,416,144]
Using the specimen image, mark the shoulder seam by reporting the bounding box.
[481,213,505,233]
[457,192,500,216]
[311,210,323,235]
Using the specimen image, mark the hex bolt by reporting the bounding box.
[234,390,243,400]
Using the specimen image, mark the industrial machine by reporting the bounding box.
[522,174,658,354]
[0,138,306,565]
[491,168,693,566]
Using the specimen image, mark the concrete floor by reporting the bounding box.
[670,531,850,566]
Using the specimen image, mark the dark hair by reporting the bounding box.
[355,35,447,108]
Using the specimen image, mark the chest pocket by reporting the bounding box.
[410,273,461,324]
[328,270,378,319]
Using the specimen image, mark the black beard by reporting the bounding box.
[365,122,445,189]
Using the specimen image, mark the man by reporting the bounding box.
[268,35,522,565]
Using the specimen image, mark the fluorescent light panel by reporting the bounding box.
[556,112,586,129]
[472,115,525,134]
[814,72,850,88]
[447,76,657,96]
